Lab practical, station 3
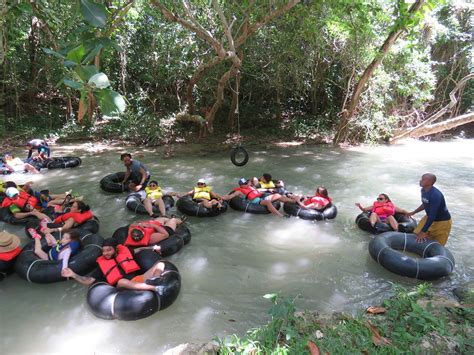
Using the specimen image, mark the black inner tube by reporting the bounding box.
[230,147,249,167]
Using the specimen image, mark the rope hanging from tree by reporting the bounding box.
[230,70,249,166]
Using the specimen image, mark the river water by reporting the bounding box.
[1,139,472,354]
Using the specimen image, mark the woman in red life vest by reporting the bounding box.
[295,186,333,211]
[356,193,399,231]
[61,239,165,292]
[125,216,185,254]
[41,201,93,234]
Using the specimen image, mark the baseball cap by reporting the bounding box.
[238,178,248,185]
[197,178,206,184]
[5,187,19,198]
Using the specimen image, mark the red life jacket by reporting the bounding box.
[304,194,332,207]
[96,245,140,286]
[54,210,94,225]
[125,220,162,247]
[372,201,395,217]
[0,247,22,262]
[233,186,261,200]
[1,191,39,210]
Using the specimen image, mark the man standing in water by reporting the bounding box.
[120,153,151,191]
[408,173,452,245]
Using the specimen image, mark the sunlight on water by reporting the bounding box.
[1,139,473,353]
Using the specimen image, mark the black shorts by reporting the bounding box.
[163,226,175,236]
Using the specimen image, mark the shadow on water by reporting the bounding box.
[1,139,473,353]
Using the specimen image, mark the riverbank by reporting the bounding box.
[167,283,473,354]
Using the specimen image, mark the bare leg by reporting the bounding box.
[33,238,49,260]
[261,200,283,217]
[386,215,399,231]
[143,198,154,217]
[369,213,380,227]
[154,198,166,216]
[24,163,39,174]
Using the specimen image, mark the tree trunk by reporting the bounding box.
[393,112,474,140]
[0,0,7,136]
[28,16,41,92]
[333,0,426,145]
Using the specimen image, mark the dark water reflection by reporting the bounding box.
[1,139,472,353]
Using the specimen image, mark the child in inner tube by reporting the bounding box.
[356,193,399,231]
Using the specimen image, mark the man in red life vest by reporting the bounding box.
[61,239,165,291]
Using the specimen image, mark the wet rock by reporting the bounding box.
[412,332,459,354]
[453,281,474,303]
[164,342,219,355]
[416,296,460,310]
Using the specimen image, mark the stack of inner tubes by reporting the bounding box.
[100,172,128,193]
[369,231,455,280]
[283,203,338,220]
[112,223,191,257]
[125,193,175,215]
[229,196,281,214]
[86,256,181,321]
[46,157,82,169]
[176,195,228,217]
[14,229,104,283]
[356,212,417,234]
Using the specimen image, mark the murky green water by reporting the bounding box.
[1,139,473,353]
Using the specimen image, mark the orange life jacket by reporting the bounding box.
[54,210,94,225]
[125,220,162,247]
[96,245,140,286]
[1,191,39,210]
[0,247,22,262]
[372,201,395,217]
[233,186,261,200]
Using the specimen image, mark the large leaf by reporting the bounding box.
[74,65,99,82]
[82,44,104,64]
[42,48,65,59]
[63,79,83,90]
[66,45,86,64]
[88,73,110,89]
[80,0,107,28]
[97,89,126,115]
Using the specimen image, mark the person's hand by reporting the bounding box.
[355,203,362,208]
[416,231,428,243]
[406,211,414,217]
[135,185,142,191]
[61,268,75,278]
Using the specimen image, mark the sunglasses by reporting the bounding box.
[197,183,205,186]
[149,184,157,187]
[377,197,385,201]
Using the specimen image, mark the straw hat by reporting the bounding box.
[0,232,21,253]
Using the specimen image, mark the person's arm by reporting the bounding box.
[44,218,75,233]
[355,203,371,212]
[177,189,194,198]
[61,267,96,285]
[134,167,147,190]
[407,204,424,217]
[210,191,222,200]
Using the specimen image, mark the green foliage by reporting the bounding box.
[218,284,473,354]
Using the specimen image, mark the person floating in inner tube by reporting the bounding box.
[61,238,166,292]
[355,193,399,231]
[41,201,93,235]
[124,216,185,254]
[407,173,452,246]
[178,178,224,211]
[221,178,287,217]
[1,186,52,222]
[26,139,50,161]
[293,186,333,211]
[27,228,82,270]
[4,153,39,174]
[0,232,22,267]
[120,153,151,192]
[143,180,176,217]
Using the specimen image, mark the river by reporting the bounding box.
[0,139,472,353]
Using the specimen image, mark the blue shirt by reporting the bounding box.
[130,159,150,177]
[420,186,451,232]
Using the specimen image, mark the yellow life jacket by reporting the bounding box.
[259,180,275,189]
[145,186,163,199]
[193,186,212,200]
[0,181,5,194]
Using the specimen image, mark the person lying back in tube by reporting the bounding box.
[41,201,94,234]
[221,178,287,217]
[1,186,52,222]
[27,228,82,271]
[292,186,333,211]
[178,178,224,211]
[355,193,401,231]
[124,216,185,254]
[61,239,166,292]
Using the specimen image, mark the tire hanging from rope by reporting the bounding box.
[230,70,249,167]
